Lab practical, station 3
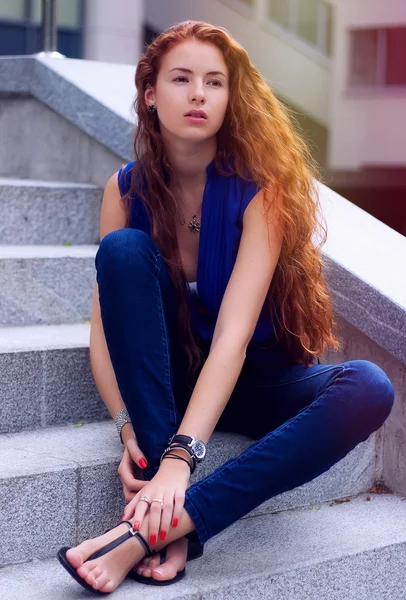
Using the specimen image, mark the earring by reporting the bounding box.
[148,104,157,113]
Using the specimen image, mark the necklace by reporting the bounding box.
[178,194,203,234]
[188,214,201,233]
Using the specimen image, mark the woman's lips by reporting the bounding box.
[184,115,207,123]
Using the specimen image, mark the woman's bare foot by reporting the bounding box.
[65,519,152,593]
[132,536,188,581]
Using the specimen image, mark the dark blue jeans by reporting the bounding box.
[95,228,395,545]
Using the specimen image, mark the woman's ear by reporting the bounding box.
[144,85,155,107]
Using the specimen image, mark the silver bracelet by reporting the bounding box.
[114,408,132,444]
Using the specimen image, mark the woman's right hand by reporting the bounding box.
[118,426,149,503]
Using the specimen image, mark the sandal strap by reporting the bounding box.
[87,521,154,561]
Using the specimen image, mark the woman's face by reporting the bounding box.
[145,39,229,145]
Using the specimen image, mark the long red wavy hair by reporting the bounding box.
[122,20,341,387]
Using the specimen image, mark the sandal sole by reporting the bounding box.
[128,566,186,586]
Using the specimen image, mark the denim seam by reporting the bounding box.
[154,255,178,430]
[192,365,346,491]
[183,495,209,543]
[247,365,345,389]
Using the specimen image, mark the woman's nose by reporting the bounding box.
[190,86,206,103]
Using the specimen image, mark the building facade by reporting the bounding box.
[1,0,404,234]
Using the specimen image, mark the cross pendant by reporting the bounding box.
[188,215,201,233]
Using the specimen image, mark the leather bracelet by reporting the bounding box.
[160,447,196,474]
[168,444,194,460]
[161,454,193,471]
[165,444,197,468]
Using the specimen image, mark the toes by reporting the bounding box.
[152,539,187,581]
[134,552,161,577]
[65,548,83,570]
[148,553,163,570]
[151,561,178,581]
[77,560,99,581]
[77,564,90,579]
[84,570,96,586]
[140,555,153,568]
[93,572,111,591]
[81,562,114,593]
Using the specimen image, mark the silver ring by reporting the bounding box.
[150,498,164,508]
[139,496,150,506]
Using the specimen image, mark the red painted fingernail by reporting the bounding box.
[172,518,178,527]
[139,458,148,469]
[160,530,167,541]
[150,534,157,545]
[133,520,140,530]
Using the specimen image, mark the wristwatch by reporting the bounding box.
[169,434,207,463]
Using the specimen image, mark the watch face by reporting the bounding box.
[193,440,206,460]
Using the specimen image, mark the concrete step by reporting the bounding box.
[0,421,378,566]
[0,178,102,245]
[0,324,108,434]
[0,245,96,325]
[0,494,405,599]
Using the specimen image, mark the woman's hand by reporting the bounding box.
[118,426,149,502]
[122,456,191,546]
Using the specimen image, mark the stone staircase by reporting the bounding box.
[1,55,406,599]
[0,175,405,600]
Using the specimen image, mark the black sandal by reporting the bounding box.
[127,536,204,586]
[57,520,154,595]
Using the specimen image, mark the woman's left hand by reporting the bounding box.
[121,457,191,546]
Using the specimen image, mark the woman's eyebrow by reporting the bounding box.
[168,67,227,78]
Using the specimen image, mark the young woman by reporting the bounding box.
[58,20,395,595]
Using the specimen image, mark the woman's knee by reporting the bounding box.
[348,359,395,425]
[95,228,159,273]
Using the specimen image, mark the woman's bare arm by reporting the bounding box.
[89,172,135,445]
[175,189,284,445]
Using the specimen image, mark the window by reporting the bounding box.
[143,23,160,49]
[0,0,26,21]
[386,27,406,86]
[220,0,255,17]
[0,0,83,57]
[31,0,83,28]
[349,27,406,88]
[268,0,289,30]
[297,0,319,47]
[267,0,333,57]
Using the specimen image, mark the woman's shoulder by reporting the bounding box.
[222,159,262,218]
[117,161,136,197]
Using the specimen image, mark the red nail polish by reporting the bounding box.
[172,518,178,528]
[150,534,157,545]
[160,530,167,541]
[139,458,148,469]
[133,520,140,530]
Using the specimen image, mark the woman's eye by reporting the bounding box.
[173,76,222,86]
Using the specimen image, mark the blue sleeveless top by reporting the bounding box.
[117,158,277,351]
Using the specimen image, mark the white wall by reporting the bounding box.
[83,0,144,65]
[329,0,406,170]
[144,0,331,126]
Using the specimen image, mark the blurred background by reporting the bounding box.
[1,0,404,236]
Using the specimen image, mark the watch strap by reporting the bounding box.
[170,434,194,447]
